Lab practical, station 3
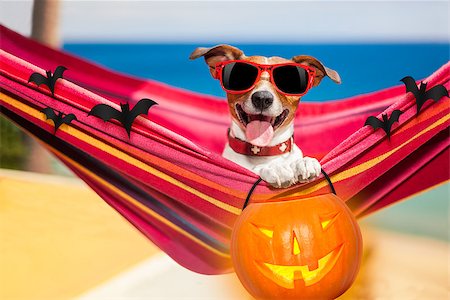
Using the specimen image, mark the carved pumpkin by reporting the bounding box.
[231,194,362,299]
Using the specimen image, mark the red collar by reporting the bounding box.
[228,133,293,156]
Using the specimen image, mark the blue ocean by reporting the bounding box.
[63,43,449,101]
[62,43,449,240]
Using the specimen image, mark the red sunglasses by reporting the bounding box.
[214,60,315,96]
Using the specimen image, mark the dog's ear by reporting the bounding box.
[292,55,341,86]
[189,44,245,78]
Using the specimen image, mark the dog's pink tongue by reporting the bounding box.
[246,121,274,147]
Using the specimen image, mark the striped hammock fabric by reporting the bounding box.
[1,25,449,274]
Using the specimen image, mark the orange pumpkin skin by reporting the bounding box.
[231,194,362,300]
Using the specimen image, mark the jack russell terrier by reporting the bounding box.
[190,45,341,188]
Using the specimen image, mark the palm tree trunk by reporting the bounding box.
[26,0,61,173]
[31,0,61,47]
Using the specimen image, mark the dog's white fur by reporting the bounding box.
[190,45,340,188]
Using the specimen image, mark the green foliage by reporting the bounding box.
[0,115,26,169]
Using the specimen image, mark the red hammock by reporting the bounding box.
[1,25,449,274]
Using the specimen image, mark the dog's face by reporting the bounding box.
[224,55,305,142]
[190,45,340,146]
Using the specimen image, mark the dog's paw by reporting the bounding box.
[258,157,321,188]
[259,164,297,188]
[292,157,321,183]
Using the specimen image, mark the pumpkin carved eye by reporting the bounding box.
[253,224,274,238]
[320,212,340,230]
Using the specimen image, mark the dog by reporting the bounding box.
[190,45,340,188]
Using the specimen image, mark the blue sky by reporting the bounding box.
[1,1,449,43]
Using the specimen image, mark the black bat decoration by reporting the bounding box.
[400,76,449,115]
[41,107,77,134]
[28,66,67,97]
[88,98,158,138]
[365,110,403,140]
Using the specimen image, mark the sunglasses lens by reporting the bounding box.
[222,62,258,91]
[273,65,309,94]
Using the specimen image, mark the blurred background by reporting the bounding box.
[1,1,449,299]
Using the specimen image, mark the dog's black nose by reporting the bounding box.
[252,91,273,110]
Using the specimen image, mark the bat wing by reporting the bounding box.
[28,73,49,87]
[387,109,403,130]
[364,116,383,130]
[62,113,77,125]
[41,107,57,121]
[400,76,419,97]
[425,85,449,102]
[88,104,122,122]
[129,98,158,121]
[53,66,67,80]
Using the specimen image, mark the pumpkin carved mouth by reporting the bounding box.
[255,244,344,289]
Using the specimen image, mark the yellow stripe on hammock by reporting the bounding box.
[274,106,450,199]
[1,93,242,215]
